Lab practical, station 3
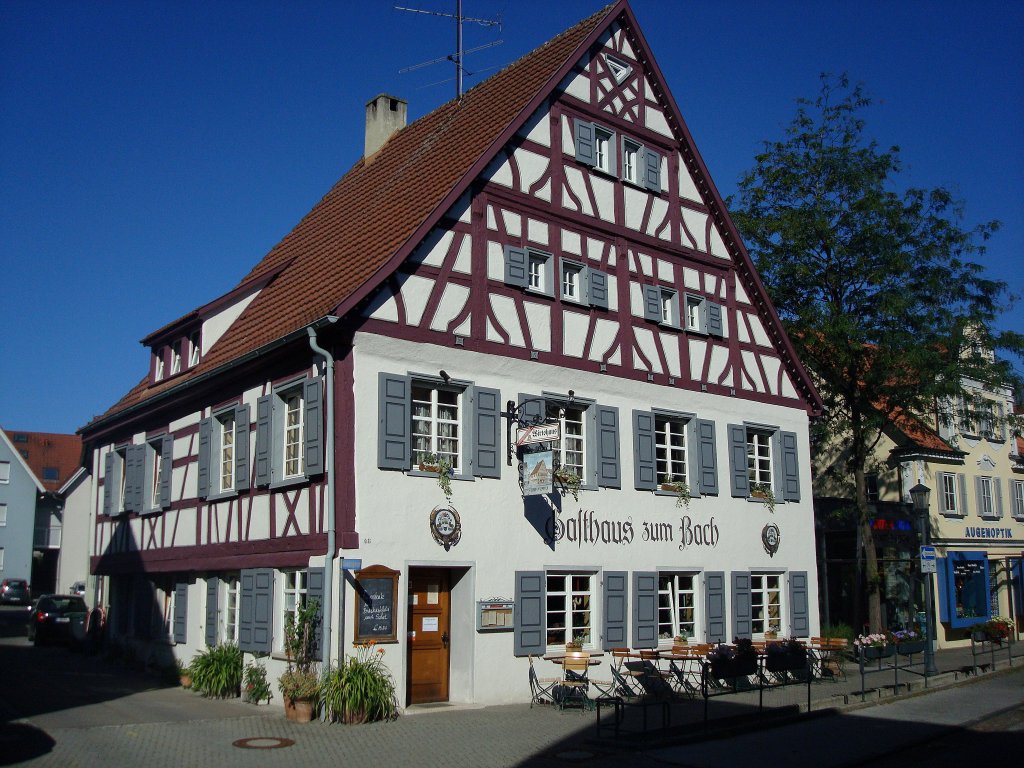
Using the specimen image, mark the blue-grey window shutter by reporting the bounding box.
[731,571,752,639]
[632,410,657,490]
[517,393,545,425]
[595,405,620,488]
[159,436,173,509]
[771,431,785,502]
[707,302,724,337]
[472,386,502,479]
[958,473,969,515]
[789,571,809,637]
[574,119,595,166]
[205,576,219,647]
[239,568,274,653]
[255,396,272,487]
[514,571,545,657]
[122,447,136,513]
[632,572,659,648]
[304,377,324,477]
[643,285,662,322]
[131,445,145,513]
[504,245,528,289]
[588,269,609,309]
[378,373,411,470]
[198,417,212,499]
[102,452,115,516]
[728,424,749,498]
[690,418,718,497]
[780,430,800,501]
[602,571,628,650]
[307,567,325,657]
[705,571,726,643]
[173,581,188,644]
[643,148,661,192]
[234,404,250,492]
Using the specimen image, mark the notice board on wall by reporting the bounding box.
[354,564,399,644]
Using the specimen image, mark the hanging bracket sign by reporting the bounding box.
[516,422,561,447]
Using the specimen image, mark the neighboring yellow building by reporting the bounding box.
[815,382,1023,649]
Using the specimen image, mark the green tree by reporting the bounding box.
[730,74,1022,633]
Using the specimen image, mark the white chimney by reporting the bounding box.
[364,94,408,158]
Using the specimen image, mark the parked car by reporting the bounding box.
[1,578,31,606]
[27,595,88,646]
[69,581,87,597]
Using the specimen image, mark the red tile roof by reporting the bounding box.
[883,406,957,454]
[2,430,82,492]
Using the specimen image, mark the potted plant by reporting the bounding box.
[659,476,691,508]
[565,630,588,651]
[321,642,399,724]
[176,658,193,690]
[553,466,582,502]
[708,638,758,679]
[765,637,808,673]
[418,453,454,502]
[971,616,1014,644]
[243,658,272,704]
[750,482,776,513]
[189,643,243,698]
[278,599,320,722]
[890,628,927,655]
[854,632,892,660]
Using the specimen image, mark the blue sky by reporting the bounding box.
[2,0,1021,434]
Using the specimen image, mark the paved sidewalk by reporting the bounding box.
[2,640,1022,767]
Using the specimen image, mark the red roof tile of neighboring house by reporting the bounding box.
[883,406,957,454]
[2,430,82,493]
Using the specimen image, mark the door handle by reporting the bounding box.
[442,631,449,648]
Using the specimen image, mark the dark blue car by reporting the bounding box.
[27,595,88,646]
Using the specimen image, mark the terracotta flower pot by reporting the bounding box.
[284,696,315,723]
[179,674,192,690]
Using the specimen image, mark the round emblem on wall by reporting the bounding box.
[762,523,781,557]
[430,505,462,551]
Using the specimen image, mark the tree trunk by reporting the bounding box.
[854,463,882,633]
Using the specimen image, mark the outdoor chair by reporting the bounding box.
[624,659,674,699]
[560,652,591,712]
[610,665,643,699]
[528,655,559,708]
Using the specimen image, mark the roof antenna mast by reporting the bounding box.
[395,1,502,98]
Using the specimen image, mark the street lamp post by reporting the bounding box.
[910,483,939,675]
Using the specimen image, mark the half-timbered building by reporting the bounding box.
[79,0,824,708]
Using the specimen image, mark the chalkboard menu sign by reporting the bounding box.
[354,565,399,644]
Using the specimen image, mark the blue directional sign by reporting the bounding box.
[919,546,937,573]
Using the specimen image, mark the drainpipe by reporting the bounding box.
[307,318,338,671]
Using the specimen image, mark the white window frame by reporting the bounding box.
[281,387,305,480]
[412,382,462,472]
[978,476,996,518]
[222,573,241,644]
[0,503,6,526]
[594,126,614,174]
[143,438,163,513]
[116,447,129,513]
[154,350,165,381]
[604,53,632,84]
[747,429,773,491]
[561,259,586,304]
[0,461,9,484]
[940,472,961,516]
[546,400,586,479]
[525,248,553,296]
[545,571,595,649]
[188,331,201,368]
[657,572,698,642]
[170,341,182,375]
[622,137,642,185]
[652,288,679,328]
[655,415,687,486]
[1011,480,1024,519]
[279,570,309,651]
[161,582,175,641]
[218,411,236,493]
[750,572,782,637]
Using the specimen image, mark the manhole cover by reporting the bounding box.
[232,737,295,750]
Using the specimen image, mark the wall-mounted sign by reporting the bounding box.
[964,526,1015,539]
[430,505,462,550]
[762,523,781,557]
[477,599,514,631]
[920,545,937,574]
[353,564,399,644]
[516,422,561,447]
[523,450,554,496]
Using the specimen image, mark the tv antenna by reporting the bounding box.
[395,1,502,98]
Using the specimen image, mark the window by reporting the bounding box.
[658,572,697,641]
[0,503,6,526]
[573,119,616,176]
[939,472,964,516]
[594,126,614,174]
[957,395,978,436]
[528,250,549,293]
[976,401,1005,442]
[223,574,240,644]
[154,349,165,381]
[547,401,585,478]
[149,444,162,511]
[0,461,10,483]
[685,295,702,331]
[750,573,782,636]
[116,448,128,513]
[280,570,309,649]
[12,434,27,443]
[655,416,686,485]
[622,138,641,185]
[170,340,182,375]
[219,412,236,492]
[282,390,304,478]
[1011,480,1024,519]
[255,379,322,487]
[188,331,201,367]
[412,383,460,471]
[561,260,585,303]
[747,429,773,490]
[977,476,1001,519]
[643,285,679,327]
[545,572,593,648]
[604,53,632,84]
[865,473,880,502]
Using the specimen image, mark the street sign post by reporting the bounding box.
[920,545,937,574]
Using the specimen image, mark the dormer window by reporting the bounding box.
[188,331,201,367]
[154,349,165,382]
[170,340,182,375]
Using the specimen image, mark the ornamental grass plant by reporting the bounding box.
[190,643,243,698]
[320,642,398,724]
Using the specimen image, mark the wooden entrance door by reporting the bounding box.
[407,569,451,704]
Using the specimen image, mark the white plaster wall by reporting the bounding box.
[202,286,261,355]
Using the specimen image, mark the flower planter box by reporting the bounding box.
[765,651,808,673]
[711,656,758,679]
[860,645,894,660]
[895,640,927,655]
